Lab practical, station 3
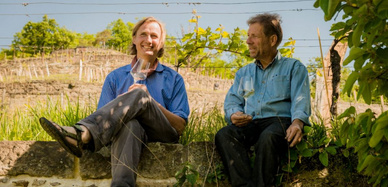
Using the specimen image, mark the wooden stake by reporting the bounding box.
[79,59,83,81]
[318,28,331,118]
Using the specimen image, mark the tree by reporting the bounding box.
[315,0,388,186]
[174,11,251,75]
[12,15,75,56]
[76,32,95,47]
[106,19,132,52]
[173,11,298,78]
[95,29,112,48]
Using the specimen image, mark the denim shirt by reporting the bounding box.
[224,52,311,125]
[97,60,190,122]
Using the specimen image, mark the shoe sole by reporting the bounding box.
[39,117,83,157]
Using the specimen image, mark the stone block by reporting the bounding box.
[79,146,111,179]
[186,142,223,178]
[138,142,185,178]
[0,141,74,178]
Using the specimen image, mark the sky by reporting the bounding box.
[0,0,342,65]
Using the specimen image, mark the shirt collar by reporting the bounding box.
[255,51,282,69]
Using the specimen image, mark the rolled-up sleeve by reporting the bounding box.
[290,63,311,125]
[224,72,245,125]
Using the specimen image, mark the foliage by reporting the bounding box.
[282,121,340,174]
[279,38,296,58]
[95,29,112,48]
[12,15,76,56]
[5,16,135,58]
[173,11,251,78]
[0,48,15,60]
[173,11,298,79]
[75,32,96,47]
[338,107,388,186]
[315,0,388,186]
[174,162,200,187]
[315,0,388,104]
[205,163,227,184]
[106,19,133,52]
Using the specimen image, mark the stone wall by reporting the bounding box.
[0,141,373,187]
[0,141,228,187]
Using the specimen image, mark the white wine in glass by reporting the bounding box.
[238,76,255,114]
[130,58,150,83]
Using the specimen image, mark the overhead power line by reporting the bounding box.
[0,9,319,16]
[0,1,317,6]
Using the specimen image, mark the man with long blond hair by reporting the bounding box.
[39,17,190,186]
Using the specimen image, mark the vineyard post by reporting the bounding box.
[79,60,83,81]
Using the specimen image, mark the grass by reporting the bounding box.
[0,96,227,143]
[0,96,96,141]
[180,106,227,146]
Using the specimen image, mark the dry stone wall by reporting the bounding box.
[0,141,228,187]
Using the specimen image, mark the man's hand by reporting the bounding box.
[117,84,150,98]
[231,111,252,127]
[128,84,150,95]
[285,119,304,147]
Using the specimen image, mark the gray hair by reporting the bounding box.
[247,13,283,47]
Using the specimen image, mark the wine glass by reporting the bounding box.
[238,76,255,114]
[130,58,150,83]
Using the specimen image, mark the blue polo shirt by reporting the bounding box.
[224,52,311,125]
[97,60,190,122]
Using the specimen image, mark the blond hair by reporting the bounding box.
[130,17,166,57]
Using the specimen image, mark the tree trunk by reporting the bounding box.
[315,40,347,127]
[329,39,346,116]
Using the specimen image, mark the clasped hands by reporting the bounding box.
[231,111,303,147]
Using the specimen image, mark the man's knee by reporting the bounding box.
[215,126,233,141]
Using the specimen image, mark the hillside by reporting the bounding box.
[0,48,384,116]
[0,48,231,113]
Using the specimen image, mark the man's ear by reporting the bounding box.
[270,35,278,47]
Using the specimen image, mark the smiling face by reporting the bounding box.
[132,21,163,62]
[246,22,277,61]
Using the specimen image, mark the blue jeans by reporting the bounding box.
[215,117,291,187]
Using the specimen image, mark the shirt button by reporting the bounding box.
[257,100,260,103]
[262,81,265,84]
